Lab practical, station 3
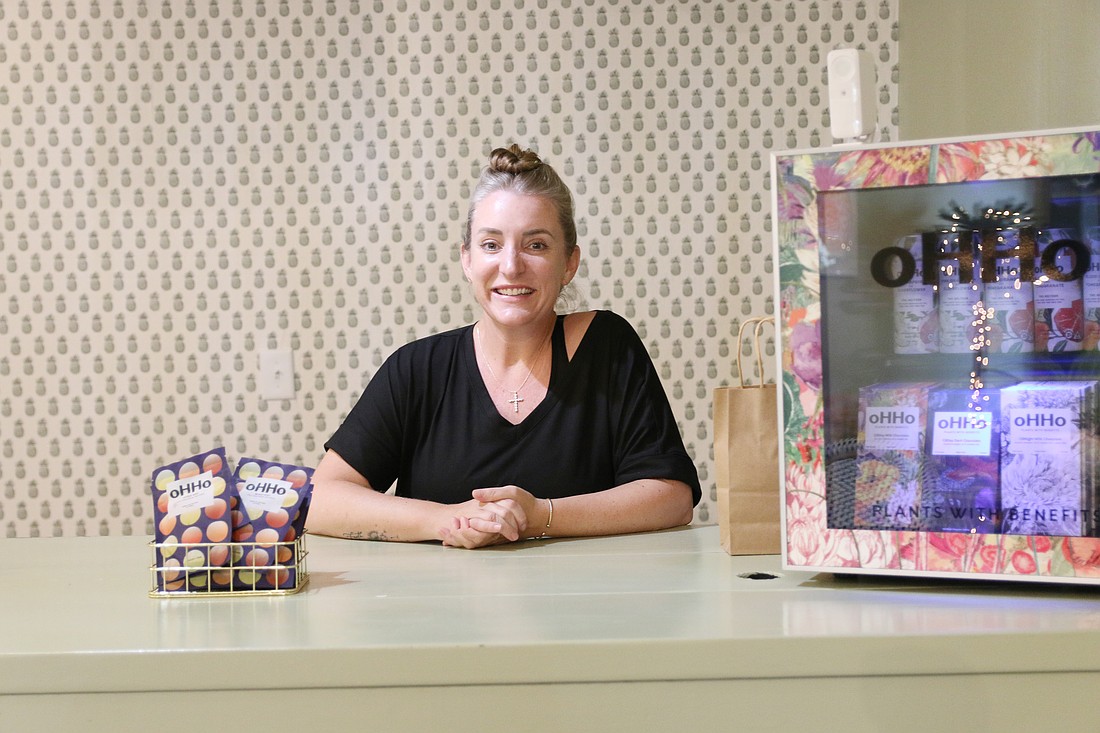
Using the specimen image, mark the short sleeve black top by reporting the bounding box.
[324,310,701,506]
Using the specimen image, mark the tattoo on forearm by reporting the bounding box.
[342,530,391,541]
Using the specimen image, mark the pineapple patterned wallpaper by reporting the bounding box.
[0,0,898,537]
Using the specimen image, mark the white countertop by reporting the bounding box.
[5,525,1100,730]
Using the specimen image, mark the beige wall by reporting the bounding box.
[899,0,1100,140]
[0,2,901,537]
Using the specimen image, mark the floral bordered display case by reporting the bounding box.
[773,127,1100,584]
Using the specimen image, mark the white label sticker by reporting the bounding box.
[1008,408,1076,454]
[166,470,217,516]
[240,476,294,513]
[931,411,993,456]
[864,406,922,451]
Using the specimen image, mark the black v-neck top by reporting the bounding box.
[325,310,701,505]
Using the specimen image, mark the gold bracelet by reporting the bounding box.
[545,497,554,529]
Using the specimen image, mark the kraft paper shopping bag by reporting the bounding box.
[714,316,781,555]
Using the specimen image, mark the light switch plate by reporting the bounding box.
[258,349,295,401]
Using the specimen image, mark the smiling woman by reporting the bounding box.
[462,187,577,413]
[306,144,701,549]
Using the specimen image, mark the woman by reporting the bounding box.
[308,144,700,548]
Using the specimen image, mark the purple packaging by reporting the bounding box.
[923,387,1001,534]
[151,447,235,592]
[230,457,314,591]
[1000,381,1099,536]
[853,382,938,530]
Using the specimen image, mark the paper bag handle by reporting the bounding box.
[735,316,774,388]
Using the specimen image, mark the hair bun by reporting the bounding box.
[489,144,543,174]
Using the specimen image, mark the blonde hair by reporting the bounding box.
[462,144,577,256]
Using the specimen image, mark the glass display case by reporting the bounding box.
[773,127,1100,583]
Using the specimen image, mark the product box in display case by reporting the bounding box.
[773,126,1100,584]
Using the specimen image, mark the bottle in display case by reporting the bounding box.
[1034,228,1085,353]
[774,126,1100,584]
[1085,226,1100,348]
[979,228,1035,354]
[933,229,983,355]
[890,235,938,355]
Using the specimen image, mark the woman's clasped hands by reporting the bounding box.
[439,486,546,548]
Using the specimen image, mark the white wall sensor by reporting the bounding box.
[827,48,877,141]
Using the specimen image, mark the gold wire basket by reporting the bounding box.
[149,534,309,598]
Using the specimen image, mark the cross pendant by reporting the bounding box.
[508,391,524,413]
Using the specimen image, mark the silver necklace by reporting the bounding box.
[475,323,551,413]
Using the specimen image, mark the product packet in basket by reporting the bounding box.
[230,457,314,591]
[151,447,235,592]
